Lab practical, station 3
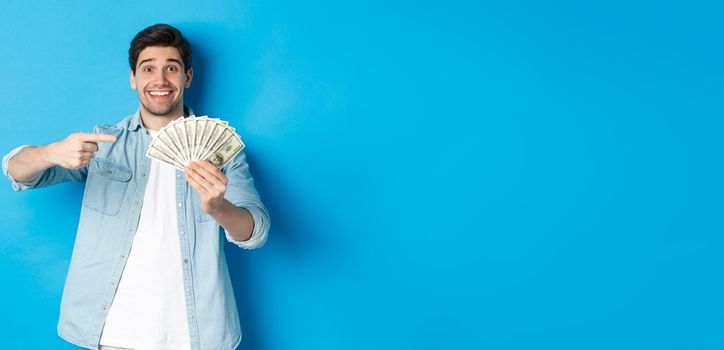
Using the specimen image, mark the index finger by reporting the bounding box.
[79,133,117,143]
[191,160,227,183]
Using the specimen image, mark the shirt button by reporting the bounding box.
[183,258,189,264]
[141,173,146,177]
[177,202,182,207]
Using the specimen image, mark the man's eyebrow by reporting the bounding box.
[137,58,183,68]
[137,58,155,67]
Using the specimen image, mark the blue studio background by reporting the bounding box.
[0,1,722,349]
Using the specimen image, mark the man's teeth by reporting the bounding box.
[149,91,171,96]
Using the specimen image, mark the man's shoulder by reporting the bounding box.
[109,112,137,129]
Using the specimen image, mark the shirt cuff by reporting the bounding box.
[2,145,42,191]
[226,202,270,249]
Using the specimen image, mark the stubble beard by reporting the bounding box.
[140,96,183,118]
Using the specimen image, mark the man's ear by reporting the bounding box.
[130,69,137,90]
[184,68,193,88]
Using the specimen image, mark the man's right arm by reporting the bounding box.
[7,145,57,183]
[4,132,117,190]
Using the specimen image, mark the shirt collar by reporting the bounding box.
[127,105,196,131]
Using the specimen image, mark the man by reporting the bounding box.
[1,24,269,350]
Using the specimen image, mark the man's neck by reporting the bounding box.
[140,106,186,131]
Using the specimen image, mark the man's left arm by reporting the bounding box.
[184,155,269,248]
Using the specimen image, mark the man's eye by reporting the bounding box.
[143,67,153,72]
[167,66,178,72]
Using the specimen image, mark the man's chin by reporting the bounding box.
[141,101,182,118]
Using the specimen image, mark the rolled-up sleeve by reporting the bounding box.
[2,145,42,191]
[223,151,270,249]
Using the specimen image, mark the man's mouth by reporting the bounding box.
[147,90,173,100]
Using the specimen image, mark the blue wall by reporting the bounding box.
[1,1,722,349]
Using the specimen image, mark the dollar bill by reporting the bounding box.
[206,132,245,168]
[156,126,185,166]
[147,143,185,170]
[198,122,227,161]
[171,120,189,165]
[146,115,245,170]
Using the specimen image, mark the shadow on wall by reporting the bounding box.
[178,21,256,117]
[224,151,336,350]
[181,26,207,116]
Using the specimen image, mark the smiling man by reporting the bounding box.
[1,24,269,350]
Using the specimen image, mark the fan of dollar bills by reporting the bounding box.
[146,116,245,170]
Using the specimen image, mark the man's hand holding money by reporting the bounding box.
[184,160,228,215]
[184,159,254,241]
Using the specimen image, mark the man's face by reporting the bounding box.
[130,46,193,118]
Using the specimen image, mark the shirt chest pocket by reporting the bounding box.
[82,158,132,216]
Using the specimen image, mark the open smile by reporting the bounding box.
[147,89,174,101]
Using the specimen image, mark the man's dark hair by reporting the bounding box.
[129,23,192,74]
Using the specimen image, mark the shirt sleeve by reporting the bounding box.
[222,151,270,249]
[2,145,88,191]
[2,145,42,191]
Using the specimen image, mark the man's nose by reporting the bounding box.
[153,70,169,83]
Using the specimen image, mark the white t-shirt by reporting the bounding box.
[100,130,191,350]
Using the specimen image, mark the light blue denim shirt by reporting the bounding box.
[1,108,270,350]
